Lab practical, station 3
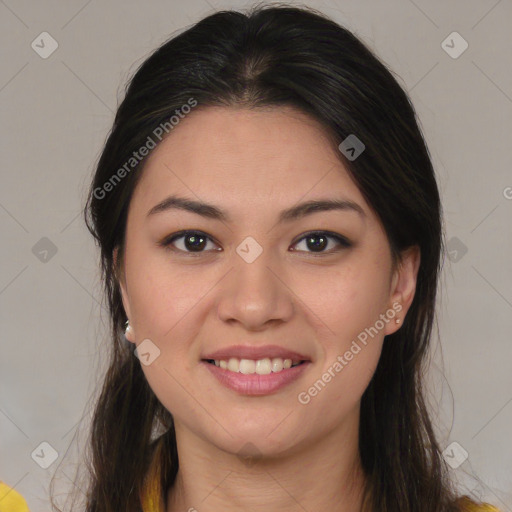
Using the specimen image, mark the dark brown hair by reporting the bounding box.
[51,3,496,511]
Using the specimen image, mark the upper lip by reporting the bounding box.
[202,345,311,362]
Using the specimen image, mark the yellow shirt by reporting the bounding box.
[140,472,502,512]
[0,477,502,512]
[0,481,30,512]
[454,496,502,512]
[139,439,503,512]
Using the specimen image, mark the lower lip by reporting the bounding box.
[201,360,311,396]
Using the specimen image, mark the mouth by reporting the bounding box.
[200,345,312,395]
[203,357,307,375]
[201,358,311,395]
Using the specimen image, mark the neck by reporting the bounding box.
[166,410,366,512]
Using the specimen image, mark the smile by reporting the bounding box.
[201,358,311,395]
[205,357,304,374]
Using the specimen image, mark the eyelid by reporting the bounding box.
[160,230,221,253]
[290,230,352,250]
[160,229,352,254]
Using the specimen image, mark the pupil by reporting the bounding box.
[185,234,206,251]
[307,234,327,252]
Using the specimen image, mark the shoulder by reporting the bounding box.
[0,480,30,512]
[453,495,502,512]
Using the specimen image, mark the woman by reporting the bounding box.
[61,4,501,511]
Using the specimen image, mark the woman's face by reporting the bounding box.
[117,105,419,458]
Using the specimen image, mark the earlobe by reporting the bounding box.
[124,320,135,343]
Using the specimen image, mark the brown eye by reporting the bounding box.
[162,230,220,254]
[160,230,351,256]
[290,231,351,254]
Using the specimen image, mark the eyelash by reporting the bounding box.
[159,230,352,256]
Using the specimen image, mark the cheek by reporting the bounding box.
[297,269,387,411]
[296,338,382,438]
[127,251,207,339]
[296,258,390,342]
[291,257,389,404]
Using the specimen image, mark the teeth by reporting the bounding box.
[210,357,302,374]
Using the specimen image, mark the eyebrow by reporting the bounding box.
[146,194,365,223]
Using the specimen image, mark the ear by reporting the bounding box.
[384,245,421,336]
[113,246,135,342]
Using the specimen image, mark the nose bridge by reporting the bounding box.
[216,237,293,328]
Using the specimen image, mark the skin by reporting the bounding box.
[115,105,420,512]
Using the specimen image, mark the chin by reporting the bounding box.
[204,420,307,460]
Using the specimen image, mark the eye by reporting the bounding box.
[160,230,352,256]
[160,230,221,254]
[290,231,352,254]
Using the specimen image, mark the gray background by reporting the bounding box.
[1,0,511,510]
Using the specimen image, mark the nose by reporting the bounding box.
[216,249,295,331]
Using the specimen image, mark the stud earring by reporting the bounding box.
[395,318,401,324]
[124,320,132,336]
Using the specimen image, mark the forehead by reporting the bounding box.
[130,106,368,219]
